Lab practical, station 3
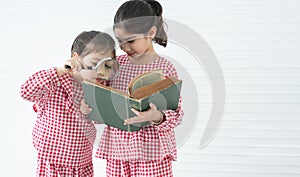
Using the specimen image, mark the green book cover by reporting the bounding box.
[82,77,182,132]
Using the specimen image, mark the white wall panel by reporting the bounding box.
[1,0,300,176]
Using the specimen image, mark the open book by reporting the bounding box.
[82,69,182,132]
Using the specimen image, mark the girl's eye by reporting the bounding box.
[127,40,135,43]
[105,64,112,69]
[117,37,138,45]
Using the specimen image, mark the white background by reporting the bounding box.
[1,0,300,176]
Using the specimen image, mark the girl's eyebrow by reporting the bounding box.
[116,35,141,42]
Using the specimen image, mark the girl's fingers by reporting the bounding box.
[80,106,92,114]
[64,58,83,72]
[77,58,88,70]
[124,116,143,125]
[80,99,92,114]
[73,59,83,72]
[80,99,87,105]
[64,59,76,70]
[131,108,141,116]
[149,103,157,110]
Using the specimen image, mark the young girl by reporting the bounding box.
[81,1,184,176]
[20,31,116,177]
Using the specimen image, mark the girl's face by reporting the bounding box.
[114,28,155,60]
[78,51,115,84]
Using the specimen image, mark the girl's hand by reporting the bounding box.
[124,103,164,125]
[80,99,92,115]
[56,58,87,76]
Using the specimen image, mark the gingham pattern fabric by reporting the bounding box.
[37,159,94,177]
[106,157,173,177]
[20,68,96,167]
[95,55,184,161]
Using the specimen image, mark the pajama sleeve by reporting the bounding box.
[154,63,184,135]
[20,67,60,102]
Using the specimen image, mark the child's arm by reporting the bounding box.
[20,58,83,102]
[154,97,183,134]
[155,63,184,133]
[125,99,183,134]
[20,68,62,102]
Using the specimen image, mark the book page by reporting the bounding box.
[129,69,163,95]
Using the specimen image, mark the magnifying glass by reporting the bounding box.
[64,57,119,80]
[86,57,120,80]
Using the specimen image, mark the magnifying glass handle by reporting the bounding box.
[65,64,72,69]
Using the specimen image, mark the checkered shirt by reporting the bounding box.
[20,68,96,167]
[95,55,184,161]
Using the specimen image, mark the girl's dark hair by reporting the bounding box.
[71,31,116,58]
[114,0,167,47]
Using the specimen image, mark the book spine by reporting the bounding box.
[128,98,142,111]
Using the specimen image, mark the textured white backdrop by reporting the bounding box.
[1,0,300,176]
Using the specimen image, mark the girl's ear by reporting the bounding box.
[148,26,157,40]
[72,52,80,58]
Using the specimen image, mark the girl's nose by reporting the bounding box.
[97,72,105,78]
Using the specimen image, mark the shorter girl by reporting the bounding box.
[20,31,116,177]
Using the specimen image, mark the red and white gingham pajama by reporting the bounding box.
[37,159,94,177]
[106,157,173,177]
[20,68,96,177]
[95,55,184,176]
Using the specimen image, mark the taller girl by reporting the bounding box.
[94,0,184,176]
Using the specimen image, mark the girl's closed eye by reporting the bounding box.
[105,64,112,69]
[117,38,136,45]
[126,39,135,43]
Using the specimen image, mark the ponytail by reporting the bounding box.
[144,0,168,47]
